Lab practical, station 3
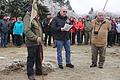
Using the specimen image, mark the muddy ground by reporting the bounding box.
[0,44,120,80]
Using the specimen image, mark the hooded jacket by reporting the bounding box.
[13,21,24,35]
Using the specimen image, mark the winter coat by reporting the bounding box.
[0,19,3,32]
[84,20,91,32]
[76,21,84,30]
[24,12,43,46]
[13,21,24,35]
[51,12,70,41]
[70,20,77,33]
[0,20,9,33]
[91,19,111,47]
[42,18,52,34]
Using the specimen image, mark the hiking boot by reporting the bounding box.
[66,64,74,68]
[58,65,64,69]
[28,75,36,80]
[53,44,56,48]
[90,64,97,68]
[98,65,103,69]
[44,43,47,47]
[107,45,112,48]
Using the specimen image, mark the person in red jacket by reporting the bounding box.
[70,17,77,45]
[76,17,84,45]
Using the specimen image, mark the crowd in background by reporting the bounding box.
[0,15,25,48]
[0,14,120,48]
[42,14,120,48]
[69,15,120,48]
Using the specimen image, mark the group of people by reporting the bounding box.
[24,6,75,80]
[0,16,25,48]
[0,3,120,80]
[42,12,120,49]
[23,4,120,80]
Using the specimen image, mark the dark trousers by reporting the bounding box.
[14,34,23,46]
[84,31,91,45]
[113,33,116,45]
[107,32,115,46]
[27,45,43,77]
[77,29,84,44]
[70,32,76,45]
[23,33,25,43]
[44,33,51,46]
[77,29,81,44]
[1,33,8,47]
[7,33,14,44]
[53,35,56,47]
[116,33,120,44]
[117,33,120,45]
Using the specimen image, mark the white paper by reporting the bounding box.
[64,24,73,31]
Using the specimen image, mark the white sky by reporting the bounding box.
[69,0,120,15]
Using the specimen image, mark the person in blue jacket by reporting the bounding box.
[13,17,24,47]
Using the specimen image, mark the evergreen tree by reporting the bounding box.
[66,0,72,10]
[7,0,27,17]
[37,3,49,20]
[6,0,49,18]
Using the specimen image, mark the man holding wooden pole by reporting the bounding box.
[24,0,47,80]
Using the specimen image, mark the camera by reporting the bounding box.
[94,31,98,35]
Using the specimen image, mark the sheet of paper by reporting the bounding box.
[64,24,73,31]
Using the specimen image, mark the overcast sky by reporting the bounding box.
[69,0,120,15]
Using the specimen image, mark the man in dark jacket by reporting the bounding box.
[42,14,52,46]
[51,6,74,69]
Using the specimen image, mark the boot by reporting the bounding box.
[28,75,36,80]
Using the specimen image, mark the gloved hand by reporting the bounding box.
[37,37,42,45]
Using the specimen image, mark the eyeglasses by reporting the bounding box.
[63,11,67,13]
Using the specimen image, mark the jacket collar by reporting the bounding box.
[57,12,67,20]
[95,19,106,25]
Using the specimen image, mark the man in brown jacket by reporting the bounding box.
[90,11,111,68]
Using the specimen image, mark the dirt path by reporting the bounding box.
[0,45,120,80]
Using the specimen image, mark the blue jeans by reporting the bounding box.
[1,33,8,47]
[56,40,71,65]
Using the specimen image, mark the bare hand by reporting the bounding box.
[61,27,65,31]
[37,37,42,45]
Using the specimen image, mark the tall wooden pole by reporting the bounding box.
[103,0,109,11]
